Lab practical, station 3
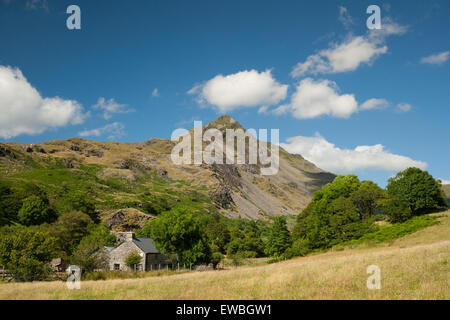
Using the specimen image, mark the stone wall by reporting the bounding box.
[108,241,145,271]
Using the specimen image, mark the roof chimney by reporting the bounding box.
[125,232,135,242]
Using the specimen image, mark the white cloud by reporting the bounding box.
[360,98,389,110]
[188,69,288,113]
[291,19,407,77]
[152,88,159,97]
[93,97,134,120]
[0,66,87,139]
[274,78,385,119]
[396,103,412,112]
[439,179,450,185]
[281,133,428,173]
[420,51,450,65]
[78,122,125,140]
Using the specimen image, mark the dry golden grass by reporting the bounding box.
[1,211,449,300]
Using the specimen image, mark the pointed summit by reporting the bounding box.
[203,115,244,132]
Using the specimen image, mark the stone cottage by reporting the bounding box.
[107,232,173,271]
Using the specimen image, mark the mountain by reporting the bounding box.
[0,116,335,224]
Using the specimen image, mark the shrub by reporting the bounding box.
[125,251,142,270]
[211,252,224,269]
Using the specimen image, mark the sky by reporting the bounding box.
[0,0,449,187]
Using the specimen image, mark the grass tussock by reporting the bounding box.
[0,211,448,300]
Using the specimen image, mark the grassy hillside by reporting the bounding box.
[1,211,448,300]
[0,116,335,223]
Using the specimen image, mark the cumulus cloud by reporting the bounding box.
[281,133,428,173]
[92,97,134,120]
[78,122,125,140]
[188,69,288,113]
[273,78,389,119]
[420,51,450,65]
[0,66,87,139]
[291,19,407,77]
[396,103,412,112]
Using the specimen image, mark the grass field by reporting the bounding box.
[0,211,449,300]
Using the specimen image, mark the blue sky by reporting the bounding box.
[0,0,449,187]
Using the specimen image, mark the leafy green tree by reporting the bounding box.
[140,206,211,266]
[17,196,57,226]
[57,192,98,221]
[384,199,412,223]
[293,175,377,249]
[125,251,142,270]
[50,211,93,258]
[70,224,115,272]
[387,168,447,216]
[0,183,22,226]
[0,227,56,281]
[205,221,230,253]
[351,181,387,218]
[265,216,292,257]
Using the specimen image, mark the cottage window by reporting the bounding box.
[114,264,120,270]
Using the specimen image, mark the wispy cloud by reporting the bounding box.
[78,122,125,140]
[291,18,407,77]
[420,51,450,65]
[152,88,159,97]
[396,103,412,113]
[92,97,134,120]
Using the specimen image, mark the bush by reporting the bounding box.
[125,251,142,270]
[211,252,224,269]
[283,239,311,259]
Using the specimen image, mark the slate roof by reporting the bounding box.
[132,237,160,254]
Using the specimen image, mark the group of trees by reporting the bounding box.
[0,181,114,281]
[1,167,447,281]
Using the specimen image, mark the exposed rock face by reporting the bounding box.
[106,208,152,232]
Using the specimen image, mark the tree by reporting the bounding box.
[140,206,211,266]
[125,251,142,271]
[384,199,412,223]
[70,224,115,272]
[57,192,98,221]
[50,211,93,258]
[210,252,224,269]
[17,196,57,226]
[265,216,292,257]
[387,168,447,216]
[0,227,56,281]
[351,181,387,218]
[205,221,230,253]
[293,175,376,249]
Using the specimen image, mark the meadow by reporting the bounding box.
[1,210,448,300]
